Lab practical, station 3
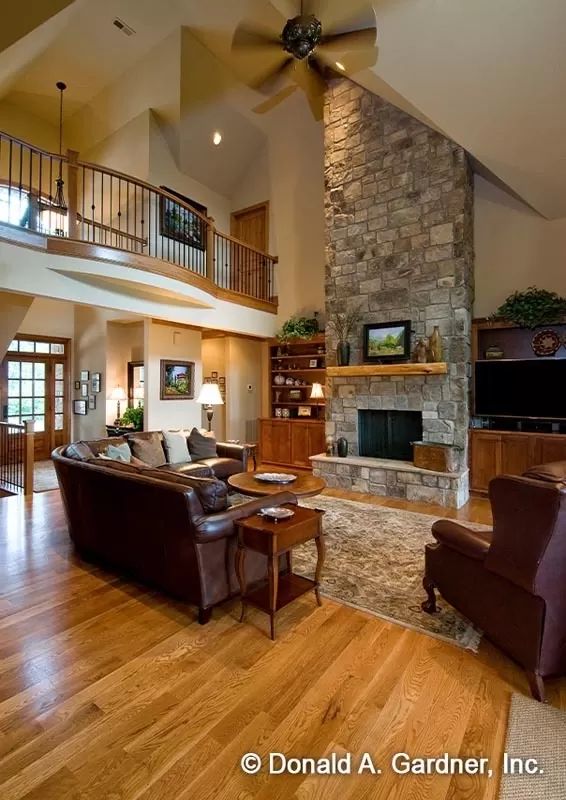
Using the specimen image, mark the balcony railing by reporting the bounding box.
[0,420,34,495]
[0,131,277,306]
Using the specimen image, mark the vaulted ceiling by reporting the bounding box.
[1,0,565,217]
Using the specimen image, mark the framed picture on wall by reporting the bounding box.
[92,373,101,393]
[88,395,96,410]
[80,383,88,398]
[73,399,87,416]
[74,381,80,391]
[80,370,89,382]
[160,360,195,400]
[159,186,207,250]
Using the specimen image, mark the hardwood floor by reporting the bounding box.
[0,489,563,800]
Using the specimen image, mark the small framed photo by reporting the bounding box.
[74,381,81,390]
[309,359,318,368]
[88,395,96,410]
[92,372,101,393]
[80,383,88,398]
[211,371,218,379]
[218,376,225,386]
[73,399,87,416]
[298,406,312,417]
[80,370,90,382]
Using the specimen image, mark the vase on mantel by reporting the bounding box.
[429,326,443,363]
[336,437,349,458]
[336,341,351,366]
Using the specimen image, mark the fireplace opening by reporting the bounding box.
[358,410,423,461]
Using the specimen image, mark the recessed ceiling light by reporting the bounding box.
[212,131,222,146]
[335,61,346,72]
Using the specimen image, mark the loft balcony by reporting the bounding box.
[0,131,278,313]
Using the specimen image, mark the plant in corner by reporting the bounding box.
[121,406,144,431]
[491,287,566,328]
[327,307,362,366]
[276,316,319,343]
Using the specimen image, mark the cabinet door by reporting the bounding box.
[535,435,566,465]
[470,432,501,493]
[500,434,535,476]
[308,424,326,460]
[291,423,312,468]
[261,420,291,465]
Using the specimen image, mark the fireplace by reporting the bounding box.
[358,410,422,461]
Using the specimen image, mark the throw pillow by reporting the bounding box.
[127,432,167,467]
[106,442,133,463]
[523,461,566,484]
[162,429,191,464]
[141,469,228,513]
[188,427,217,460]
[65,441,95,461]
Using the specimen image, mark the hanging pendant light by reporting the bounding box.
[53,81,67,212]
[40,81,69,236]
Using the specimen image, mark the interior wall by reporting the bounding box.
[73,306,109,440]
[82,112,151,182]
[19,297,75,339]
[144,320,202,432]
[0,100,59,152]
[0,291,33,358]
[201,337,226,440]
[224,337,262,443]
[474,175,566,317]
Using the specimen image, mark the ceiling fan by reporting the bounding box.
[232,0,378,120]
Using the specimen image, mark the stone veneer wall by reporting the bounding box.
[324,79,474,468]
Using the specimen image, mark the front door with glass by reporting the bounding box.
[1,337,69,461]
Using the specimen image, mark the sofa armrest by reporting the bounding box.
[432,519,492,561]
[216,442,247,468]
[193,492,297,542]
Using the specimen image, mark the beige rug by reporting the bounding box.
[231,492,485,650]
[33,460,59,492]
[499,693,566,800]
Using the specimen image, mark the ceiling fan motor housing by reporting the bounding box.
[282,14,322,60]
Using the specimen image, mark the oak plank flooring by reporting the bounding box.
[0,490,563,800]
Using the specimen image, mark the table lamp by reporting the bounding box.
[110,385,127,424]
[196,382,224,431]
[310,382,324,417]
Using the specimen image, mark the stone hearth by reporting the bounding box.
[322,78,474,508]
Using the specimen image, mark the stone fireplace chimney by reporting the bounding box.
[314,79,474,508]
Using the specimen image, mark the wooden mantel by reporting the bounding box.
[327,363,448,378]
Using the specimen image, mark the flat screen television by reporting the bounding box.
[475,359,566,420]
[363,320,411,363]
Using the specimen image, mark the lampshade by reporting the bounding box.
[196,383,224,406]
[310,382,325,400]
[110,386,127,402]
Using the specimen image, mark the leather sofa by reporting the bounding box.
[52,444,296,623]
[422,461,566,701]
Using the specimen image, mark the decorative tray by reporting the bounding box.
[254,473,297,484]
[258,507,295,521]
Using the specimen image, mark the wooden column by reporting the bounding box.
[23,420,35,496]
[206,216,215,283]
[66,149,79,236]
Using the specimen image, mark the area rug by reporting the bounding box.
[499,693,566,800]
[230,493,485,650]
[33,460,59,492]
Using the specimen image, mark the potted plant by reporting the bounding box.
[276,316,319,344]
[491,287,566,328]
[121,405,144,431]
[327,308,362,366]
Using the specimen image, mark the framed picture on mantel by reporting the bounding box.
[363,320,412,363]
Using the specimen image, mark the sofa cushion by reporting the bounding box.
[106,442,133,463]
[126,431,166,467]
[65,441,95,461]
[188,428,217,460]
[85,436,128,457]
[197,457,243,481]
[162,429,191,464]
[140,469,228,513]
[88,457,141,475]
[523,461,566,484]
[159,463,213,478]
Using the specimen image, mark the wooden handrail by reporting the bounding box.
[215,229,279,262]
[0,130,65,161]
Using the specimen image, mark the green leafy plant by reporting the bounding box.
[326,307,362,343]
[276,316,318,342]
[121,406,144,431]
[491,287,566,328]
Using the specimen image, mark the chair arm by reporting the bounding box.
[432,519,492,561]
[193,492,297,542]
[216,442,247,467]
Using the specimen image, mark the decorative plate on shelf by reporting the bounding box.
[531,329,561,357]
[258,507,295,521]
[254,472,297,484]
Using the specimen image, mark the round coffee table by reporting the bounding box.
[228,470,326,498]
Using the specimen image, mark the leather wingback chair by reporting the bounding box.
[422,473,566,702]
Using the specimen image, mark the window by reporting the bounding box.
[0,187,29,227]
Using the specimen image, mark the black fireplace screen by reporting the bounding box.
[358,410,422,461]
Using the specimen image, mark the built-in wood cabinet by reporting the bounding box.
[259,418,325,469]
[470,429,566,493]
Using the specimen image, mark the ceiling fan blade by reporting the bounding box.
[251,56,295,93]
[321,26,377,52]
[317,45,378,74]
[232,21,282,53]
[292,60,326,121]
[252,85,299,114]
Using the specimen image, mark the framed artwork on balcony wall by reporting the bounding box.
[160,360,195,400]
[159,186,207,250]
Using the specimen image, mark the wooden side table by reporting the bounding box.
[235,504,325,640]
[244,442,258,470]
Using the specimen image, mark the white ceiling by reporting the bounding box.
[1,0,566,217]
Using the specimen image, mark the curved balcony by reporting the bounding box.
[0,131,278,313]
